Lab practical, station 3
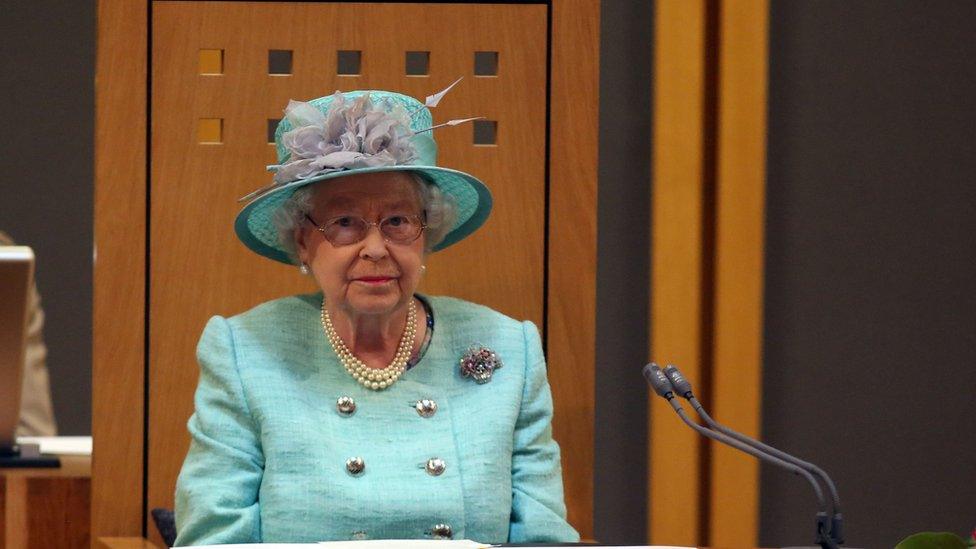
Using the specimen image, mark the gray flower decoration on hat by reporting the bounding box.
[459,345,503,384]
[238,78,483,205]
[271,92,418,185]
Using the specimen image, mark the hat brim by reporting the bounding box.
[234,165,492,264]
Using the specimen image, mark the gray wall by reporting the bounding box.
[594,0,653,544]
[762,2,976,547]
[0,1,94,436]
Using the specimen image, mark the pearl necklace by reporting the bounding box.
[320,298,417,390]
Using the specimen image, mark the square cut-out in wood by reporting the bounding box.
[405,51,430,76]
[268,50,293,75]
[198,49,224,75]
[337,50,361,75]
[474,51,498,76]
[197,118,223,144]
[267,119,280,144]
[473,119,497,145]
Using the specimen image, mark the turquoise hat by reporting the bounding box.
[234,88,492,264]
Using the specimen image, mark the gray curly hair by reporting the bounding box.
[272,172,458,262]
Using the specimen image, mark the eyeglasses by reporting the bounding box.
[305,213,427,246]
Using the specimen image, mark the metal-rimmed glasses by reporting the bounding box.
[305,213,427,246]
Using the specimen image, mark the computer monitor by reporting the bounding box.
[0,246,58,467]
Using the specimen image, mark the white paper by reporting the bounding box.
[319,542,488,549]
[177,539,695,549]
[180,542,489,549]
[16,435,92,456]
[180,545,318,548]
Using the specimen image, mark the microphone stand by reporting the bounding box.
[643,363,840,549]
[662,364,844,545]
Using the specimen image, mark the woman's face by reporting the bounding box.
[295,172,425,319]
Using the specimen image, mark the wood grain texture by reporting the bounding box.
[0,477,4,548]
[549,0,599,538]
[26,478,91,548]
[2,457,91,549]
[92,0,148,543]
[709,1,769,546]
[148,1,561,541]
[2,476,26,549]
[648,0,707,545]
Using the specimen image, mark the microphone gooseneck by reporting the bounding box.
[644,363,841,549]
[661,364,845,545]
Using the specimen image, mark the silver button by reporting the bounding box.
[337,396,357,416]
[425,457,446,476]
[346,456,365,476]
[415,398,438,418]
[431,523,453,539]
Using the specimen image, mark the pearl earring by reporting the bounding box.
[299,263,310,275]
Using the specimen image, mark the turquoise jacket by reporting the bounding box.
[174,294,579,546]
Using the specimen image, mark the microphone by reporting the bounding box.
[661,364,844,545]
[642,363,838,549]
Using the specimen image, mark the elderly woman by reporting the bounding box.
[174,89,578,546]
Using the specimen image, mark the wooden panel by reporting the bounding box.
[549,0,599,538]
[149,1,550,541]
[709,1,769,546]
[92,1,596,542]
[92,0,148,542]
[26,478,91,548]
[2,476,26,549]
[648,0,707,545]
[2,457,91,549]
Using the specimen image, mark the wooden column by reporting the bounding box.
[550,0,600,538]
[649,0,768,546]
[92,0,148,543]
[648,0,708,545]
[709,1,769,545]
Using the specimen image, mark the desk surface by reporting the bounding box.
[0,454,91,478]
[98,537,164,549]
